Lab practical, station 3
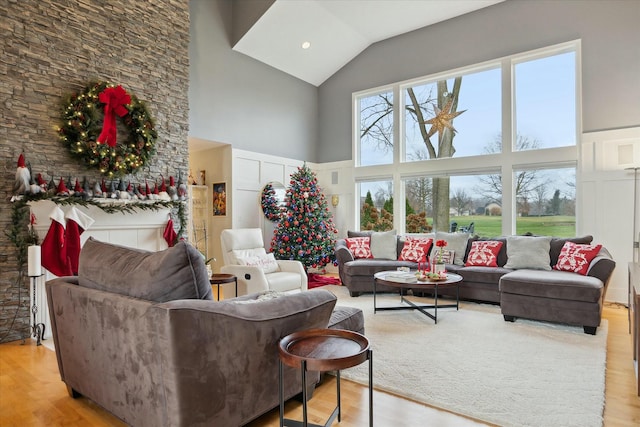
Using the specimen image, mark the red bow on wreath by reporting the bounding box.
[97,85,131,147]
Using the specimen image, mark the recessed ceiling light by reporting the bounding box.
[301,41,311,49]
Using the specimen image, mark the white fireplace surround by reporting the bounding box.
[28,200,172,344]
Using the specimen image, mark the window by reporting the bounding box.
[404,176,432,233]
[514,166,576,237]
[403,174,503,235]
[404,67,501,161]
[514,52,576,150]
[354,41,579,237]
[357,90,394,166]
[358,180,393,231]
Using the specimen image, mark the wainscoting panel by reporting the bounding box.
[581,127,640,303]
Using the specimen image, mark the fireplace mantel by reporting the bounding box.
[28,199,175,344]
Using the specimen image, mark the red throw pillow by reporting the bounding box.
[465,240,504,267]
[345,237,373,259]
[398,237,433,262]
[553,241,602,275]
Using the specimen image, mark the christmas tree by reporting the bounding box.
[270,164,338,270]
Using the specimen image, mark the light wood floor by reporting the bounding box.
[1,303,638,426]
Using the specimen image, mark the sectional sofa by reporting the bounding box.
[335,230,616,334]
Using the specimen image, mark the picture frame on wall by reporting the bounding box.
[212,182,226,216]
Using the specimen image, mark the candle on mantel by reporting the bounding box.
[28,245,42,277]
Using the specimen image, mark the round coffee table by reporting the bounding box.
[278,328,373,427]
[373,271,462,323]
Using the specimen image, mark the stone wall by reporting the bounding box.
[0,0,190,342]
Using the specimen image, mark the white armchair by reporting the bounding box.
[220,228,308,295]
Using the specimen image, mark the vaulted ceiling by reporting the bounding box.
[233,0,504,86]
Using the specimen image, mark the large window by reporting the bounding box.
[354,41,579,237]
[404,67,502,161]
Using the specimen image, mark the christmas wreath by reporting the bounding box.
[261,183,282,221]
[58,81,157,177]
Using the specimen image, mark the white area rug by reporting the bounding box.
[322,285,607,427]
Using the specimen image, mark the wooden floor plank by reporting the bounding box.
[0,303,638,426]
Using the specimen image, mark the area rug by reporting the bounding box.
[320,285,607,427]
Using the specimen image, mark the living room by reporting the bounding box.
[1,0,639,426]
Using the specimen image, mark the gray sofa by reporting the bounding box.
[335,231,615,334]
[46,238,363,427]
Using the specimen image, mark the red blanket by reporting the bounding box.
[307,273,341,289]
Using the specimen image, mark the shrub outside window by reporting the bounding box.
[358,180,394,231]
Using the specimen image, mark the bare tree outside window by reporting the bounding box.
[477,134,541,206]
[532,183,548,216]
[359,92,394,166]
[405,78,463,231]
[406,176,432,215]
[451,188,473,216]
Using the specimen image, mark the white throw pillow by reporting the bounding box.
[503,236,552,270]
[370,230,397,259]
[237,252,279,273]
[231,248,267,264]
[435,232,470,266]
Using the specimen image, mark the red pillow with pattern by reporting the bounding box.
[398,237,433,262]
[553,241,602,275]
[345,237,373,259]
[465,240,504,267]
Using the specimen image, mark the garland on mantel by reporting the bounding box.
[7,193,186,277]
[10,193,187,239]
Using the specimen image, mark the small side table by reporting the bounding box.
[209,273,237,300]
[278,328,373,427]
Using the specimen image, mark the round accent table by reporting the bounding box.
[278,328,373,427]
[209,273,237,300]
[373,271,463,323]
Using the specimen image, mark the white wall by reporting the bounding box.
[312,160,354,240]
[580,127,640,303]
[231,149,304,245]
